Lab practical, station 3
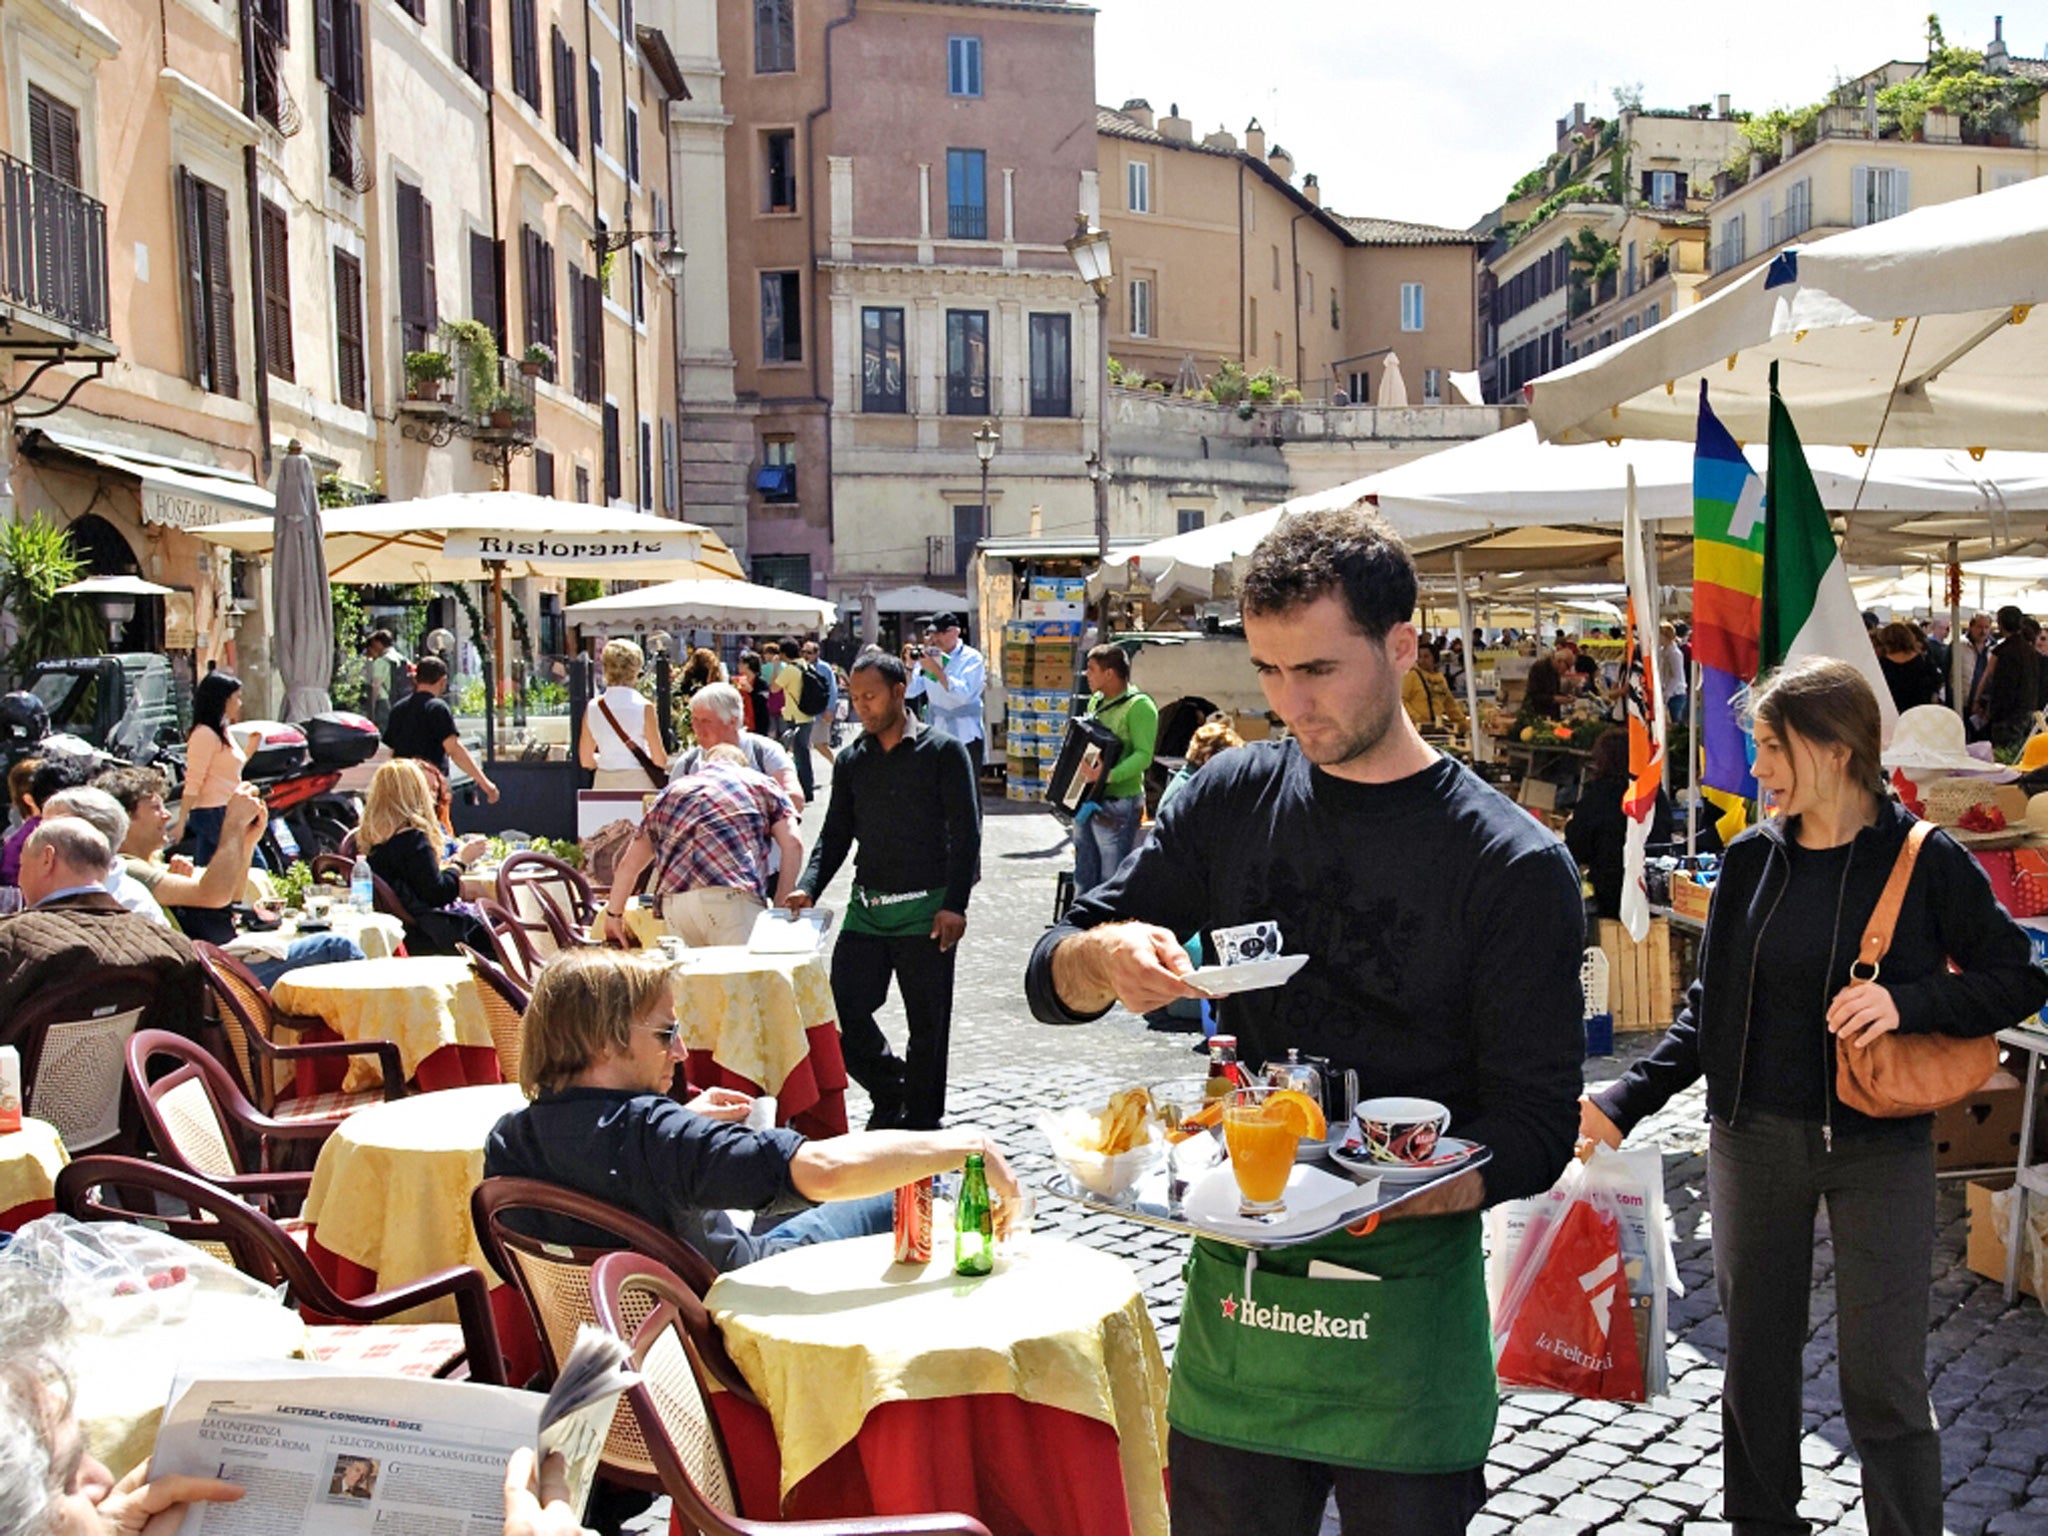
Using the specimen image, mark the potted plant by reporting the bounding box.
[521,342,552,378]
[441,318,501,421]
[404,350,452,401]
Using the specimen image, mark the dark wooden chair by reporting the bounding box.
[193,942,403,1119]
[124,1029,330,1209]
[471,1177,723,1492]
[589,1252,991,1535]
[57,1155,507,1385]
[476,897,550,989]
[497,850,597,952]
[8,965,163,1153]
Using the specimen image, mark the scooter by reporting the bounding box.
[230,713,380,866]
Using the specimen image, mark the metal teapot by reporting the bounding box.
[1264,1049,1358,1125]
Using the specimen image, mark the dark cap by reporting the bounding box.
[930,612,962,631]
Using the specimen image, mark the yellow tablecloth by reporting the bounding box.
[670,947,836,1097]
[461,863,501,903]
[0,1119,67,1216]
[222,909,407,965]
[707,1232,1170,1531]
[300,1083,526,1324]
[272,955,493,1091]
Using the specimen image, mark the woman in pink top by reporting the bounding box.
[180,670,249,863]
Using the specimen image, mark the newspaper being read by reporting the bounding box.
[140,1326,636,1536]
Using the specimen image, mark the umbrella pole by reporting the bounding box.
[1453,550,1481,762]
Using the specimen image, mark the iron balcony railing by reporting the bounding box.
[0,152,111,341]
[947,202,987,240]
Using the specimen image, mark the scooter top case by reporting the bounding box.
[232,720,311,779]
[304,711,380,769]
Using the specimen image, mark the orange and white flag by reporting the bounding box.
[1620,466,1667,943]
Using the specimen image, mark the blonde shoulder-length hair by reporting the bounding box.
[359,759,445,854]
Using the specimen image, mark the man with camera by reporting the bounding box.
[904,613,986,752]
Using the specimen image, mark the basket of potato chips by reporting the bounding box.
[1039,1087,1164,1201]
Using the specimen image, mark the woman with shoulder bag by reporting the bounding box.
[579,639,668,791]
[1581,657,2047,1536]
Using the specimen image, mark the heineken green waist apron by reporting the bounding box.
[1169,1212,1495,1472]
[843,884,947,938]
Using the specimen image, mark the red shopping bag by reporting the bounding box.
[1494,1193,1646,1401]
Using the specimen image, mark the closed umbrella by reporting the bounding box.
[270,445,333,722]
[1380,352,1409,408]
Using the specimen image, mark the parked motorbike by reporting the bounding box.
[223,712,380,867]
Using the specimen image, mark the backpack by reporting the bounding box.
[797,660,829,717]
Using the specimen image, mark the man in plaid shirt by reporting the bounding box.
[602,744,803,946]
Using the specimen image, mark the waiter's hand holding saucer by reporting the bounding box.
[1051,919,1203,1015]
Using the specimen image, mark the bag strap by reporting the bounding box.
[597,697,665,787]
[1852,819,1935,982]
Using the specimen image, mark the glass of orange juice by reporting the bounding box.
[1223,1086,1297,1216]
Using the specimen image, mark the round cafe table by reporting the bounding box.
[0,1118,67,1230]
[299,1082,540,1385]
[705,1232,1170,1536]
[670,947,849,1137]
[272,954,501,1092]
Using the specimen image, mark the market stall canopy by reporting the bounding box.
[1526,175,2048,452]
[190,493,745,583]
[870,584,968,614]
[565,577,837,632]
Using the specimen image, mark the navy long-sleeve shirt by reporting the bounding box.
[1024,742,1587,1206]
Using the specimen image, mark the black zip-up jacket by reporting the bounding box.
[1594,799,2047,1141]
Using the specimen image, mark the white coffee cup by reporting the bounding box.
[1354,1096,1452,1165]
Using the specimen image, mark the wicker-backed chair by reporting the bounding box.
[497,851,597,953]
[459,944,528,1083]
[58,1156,507,1384]
[124,1029,331,1209]
[8,967,161,1152]
[476,898,549,990]
[589,1252,991,1536]
[193,942,404,1119]
[471,1178,722,1490]
[309,852,355,887]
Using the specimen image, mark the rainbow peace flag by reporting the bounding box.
[1691,384,1763,801]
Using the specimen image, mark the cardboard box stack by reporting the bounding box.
[1001,578,1086,801]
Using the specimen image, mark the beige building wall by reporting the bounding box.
[1337,241,1476,405]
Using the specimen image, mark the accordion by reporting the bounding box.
[1045,715,1124,826]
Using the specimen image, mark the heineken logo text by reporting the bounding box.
[1219,1292,1370,1340]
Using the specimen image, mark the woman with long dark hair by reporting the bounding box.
[1582,657,2046,1536]
[179,670,248,864]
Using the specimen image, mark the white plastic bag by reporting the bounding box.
[0,1213,281,1333]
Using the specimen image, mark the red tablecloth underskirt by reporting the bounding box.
[304,1228,541,1388]
[684,1021,849,1137]
[289,1032,501,1101]
[699,1393,1146,1536]
[1,1198,54,1232]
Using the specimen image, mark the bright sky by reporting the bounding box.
[1093,1,2032,229]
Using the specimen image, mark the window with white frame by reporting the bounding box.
[1128,275,1153,338]
[1650,170,1678,208]
[947,36,981,97]
[1400,282,1424,332]
[1853,165,1909,226]
[1126,158,1150,213]
[1345,370,1368,404]
[1422,367,1443,404]
[1646,301,1661,327]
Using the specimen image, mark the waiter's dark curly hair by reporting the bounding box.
[1238,507,1417,643]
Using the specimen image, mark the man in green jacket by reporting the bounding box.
[1072,643,1157,893]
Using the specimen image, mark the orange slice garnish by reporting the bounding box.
[1265,1089,1327,1142]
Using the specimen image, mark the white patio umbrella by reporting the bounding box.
[270,446,333,721]
[1380,352,1409,408]
[566,577,837,633]
[1526,175,2048,451]
[871,584,966,615]
[53,575,176,597]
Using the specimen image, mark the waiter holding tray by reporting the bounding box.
[1025,507,1586,1536]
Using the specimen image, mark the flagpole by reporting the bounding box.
[1949,538,1965,718]
[1687,658,1700,858]
[1453,548,1481,762]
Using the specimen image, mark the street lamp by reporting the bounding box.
[972,418,999,548]
[592,228,687,279]
[1064,216,1114,564]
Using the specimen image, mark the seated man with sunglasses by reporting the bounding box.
[485,948,1019,1272]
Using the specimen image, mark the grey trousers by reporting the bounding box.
[1709,1111,1942,1536]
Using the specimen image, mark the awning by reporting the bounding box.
[21,428,275,529]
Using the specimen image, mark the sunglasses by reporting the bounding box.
[635,1022,682,1050]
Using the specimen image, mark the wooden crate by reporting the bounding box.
[1598,916,1676,1032]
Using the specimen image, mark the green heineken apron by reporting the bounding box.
[1169,1213,1496,1472]
[843,884,947,938]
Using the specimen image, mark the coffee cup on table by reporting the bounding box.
[1354,1097,1452,1165]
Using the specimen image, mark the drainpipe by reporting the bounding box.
[616,8,640,515]
[1236,162,1246,365]
[802,0,856,592]
[1289,210,1305,388]
[236,0,273,479]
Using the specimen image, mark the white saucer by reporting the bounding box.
[1183,954,1309,996]
[1329,1134,1482,1185]
[1182,1160,1379,1240]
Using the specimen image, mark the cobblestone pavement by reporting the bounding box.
[632,780,2048,1536]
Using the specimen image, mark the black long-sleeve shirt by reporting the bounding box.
[799,722,981,913]
[367,827,463,919]
[1024,743,1587,1206]
[1563,775,1674,921]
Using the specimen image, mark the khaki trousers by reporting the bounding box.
[661,886,766,947]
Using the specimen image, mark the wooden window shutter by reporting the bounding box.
[314,0,337,86]
[586,269,605,396]
[470,230,502,349]
[201,180,237,396]
[27,87,81,187]
[540,239,557,362]
[177,169,208,386]
[335,250,366,409]
[567,259,587,398]
[470,0,493,88]
[421,197,439,337]
[450,0,468,74]
[521,227,539,353]
[396,182,424,348]
[261,200,294,380]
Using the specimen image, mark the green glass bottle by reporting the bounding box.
[953,1153,994,1276]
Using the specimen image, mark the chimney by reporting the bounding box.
[1203,124,1239,153]
[1266,142,1294,182]
[1574,102,1586,129]
[1986,16,2010,72]
[1243,117,1266,160]
[1716,92,1731,117]
[1301,172,1320,206]
[1120,98,1154,130]
[1159,103,1193,142]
